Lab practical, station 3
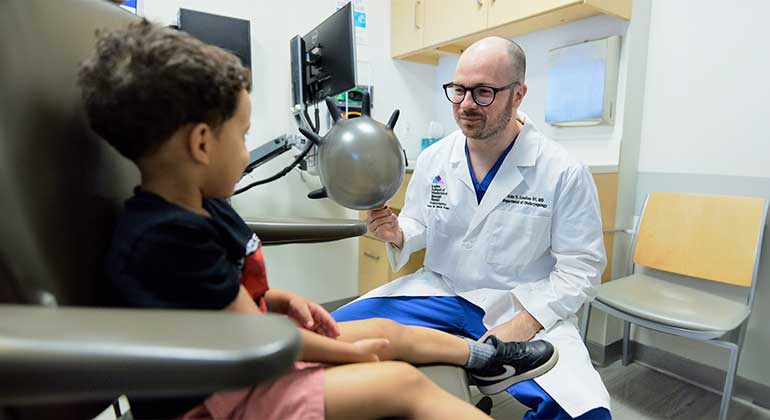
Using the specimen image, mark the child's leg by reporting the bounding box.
[338,318,470,365]
[324,361,490,420]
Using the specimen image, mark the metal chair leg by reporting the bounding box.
[580,302,591,343]
[622,321,631,366]
[719,343,740,420]
[718,322,748,420]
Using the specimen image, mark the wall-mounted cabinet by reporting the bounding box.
[488,0,587,28]
[423,0,488,47]
[391,0,425,58]
[391,0,632,64]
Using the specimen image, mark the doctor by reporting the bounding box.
[334,36,610,419]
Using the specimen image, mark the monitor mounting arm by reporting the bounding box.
[242,133,308,176]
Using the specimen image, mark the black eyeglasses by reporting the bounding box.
[442,81,520,107]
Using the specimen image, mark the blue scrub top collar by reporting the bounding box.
[465,135,518,204]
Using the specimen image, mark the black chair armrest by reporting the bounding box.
[0,305,300,404]
[245,217,367,245]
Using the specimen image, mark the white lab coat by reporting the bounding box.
[359,114,610,417]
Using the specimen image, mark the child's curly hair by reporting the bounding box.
[78,19,252,161]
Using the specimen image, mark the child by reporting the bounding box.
[79,19,556,420]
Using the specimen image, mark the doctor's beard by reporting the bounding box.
[455,93,514,141]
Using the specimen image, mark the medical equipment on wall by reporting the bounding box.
[334,85,374,119]
[234,3,407,210]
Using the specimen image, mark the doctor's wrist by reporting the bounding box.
[391,229,404,249]
[521,310,544,335]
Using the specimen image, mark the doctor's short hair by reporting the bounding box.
[77,19,252,161]
[505,38,526,84]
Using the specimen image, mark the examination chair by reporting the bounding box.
[0,1,307,419]
[0,1,472,419]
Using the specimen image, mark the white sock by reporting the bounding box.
[464,338,496,369]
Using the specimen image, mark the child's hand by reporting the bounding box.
[351,338,391,362]
[287,295,341,338]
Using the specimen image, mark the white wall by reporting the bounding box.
[142,0,437,303]
[431,14,632,166]
[638,0,770,178]
[634,0,770,388]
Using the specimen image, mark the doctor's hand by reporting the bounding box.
[366,206,404,248]
[480,310,544,343]
[287,295,341,339]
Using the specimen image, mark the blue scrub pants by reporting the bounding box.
[332,296,611,420]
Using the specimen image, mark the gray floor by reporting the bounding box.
[471,361,770,420]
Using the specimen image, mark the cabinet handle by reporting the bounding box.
[414,1,421,30]
[476,0,483,8]
[363,251,381,261]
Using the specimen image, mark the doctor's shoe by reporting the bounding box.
[469,335,559,395]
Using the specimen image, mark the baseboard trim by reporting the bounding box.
[586,339,623,367]
[587,339,770,409]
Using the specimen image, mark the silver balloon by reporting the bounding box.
[299,93,405,210]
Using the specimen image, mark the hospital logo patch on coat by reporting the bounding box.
[428,174,450,210]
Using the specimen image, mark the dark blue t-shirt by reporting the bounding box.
[104,189,258,418]
[106,189,255,310]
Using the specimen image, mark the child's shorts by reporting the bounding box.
[180,362,325,420]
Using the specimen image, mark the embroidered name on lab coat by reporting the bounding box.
[503,193,549,209]
[428,175,450,210]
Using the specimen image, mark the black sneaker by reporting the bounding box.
[469,335,559,395]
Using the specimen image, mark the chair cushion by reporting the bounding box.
[596,274,750,332]
[419,365,471,402]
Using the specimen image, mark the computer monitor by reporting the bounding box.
[179,9,251,70]
[291,3,356,107]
